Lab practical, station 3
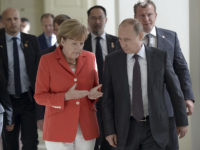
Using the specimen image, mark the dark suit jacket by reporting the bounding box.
[102,46,188,148]
[156,27,194,117]
[83,33,120,112]
[35,44,57,120]
[0,58,13,125]
[84,33,120,147]
[0,29,40,103]
[37,33,48,50]
[34,48,99,141]
[40,44,56,56]
[84,33,120,85]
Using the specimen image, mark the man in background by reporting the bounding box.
[36,14,71,131]
[0,8,40,150]
[84,5,120,150]
[134,1,194,149]
[37,13,56,50]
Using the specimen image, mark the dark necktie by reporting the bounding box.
[12,37,22,96]
[132,54,144,120]
[95,36,104,83]
[146,34,152,47]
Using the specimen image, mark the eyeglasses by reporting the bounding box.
[89,16,105,21]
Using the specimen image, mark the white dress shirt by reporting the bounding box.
[91,32,108,61]
[127,44,149,116]
[143,26,157,48]
[44,33,57,47]
[5,32,30,94]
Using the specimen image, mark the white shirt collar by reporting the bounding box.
[144,26,157,37]
[91,32,106,41]
[127,44,146,60]
[6,32,21,41]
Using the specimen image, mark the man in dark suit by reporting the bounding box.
[0,58,13,135]
[0,8,39,150]
[36,14,71,131]
[102,18,188,150]
[134,1,194,149]
[84,5,120,84]
[38,14,71,57]
[83,5,120,150]
[37,13,56,50]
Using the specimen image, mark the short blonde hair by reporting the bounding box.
[119,18,143,35]
[57,19,88,43]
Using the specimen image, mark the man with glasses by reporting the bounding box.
[84,5,120,150]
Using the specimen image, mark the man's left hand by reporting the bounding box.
[185,100,194,115]
[177,126,188,139]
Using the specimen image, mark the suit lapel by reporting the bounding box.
[55,48,74,76]
[117,51,131,101]
[119,51,128,78]
[156,28,171,51]
[21,33,33,76]
[55,47,86,76]
[106,34,116,54]
[84,34,92,52]
[145,46,154,92]
[106,34,112,53]
[42,33,48,48]
[75,53,86,75]
[0,29,9,77]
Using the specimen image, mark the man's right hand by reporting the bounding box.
[6,124,14,132]
[106,134,117,147]
[37,119,44,131]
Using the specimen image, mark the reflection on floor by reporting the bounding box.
[0,130,46,150]
[38,130,46,150]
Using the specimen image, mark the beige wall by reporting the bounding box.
[0,0,97,36]
[0,0,43,35]
[43,0,95,27]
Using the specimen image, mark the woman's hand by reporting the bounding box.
[88,84,103,100]
[65,84,89,100]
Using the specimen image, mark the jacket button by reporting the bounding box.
[76,101,80,105]
[74,78,77,82]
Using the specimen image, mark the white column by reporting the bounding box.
[189,0,200,149]
[96,0,116,35]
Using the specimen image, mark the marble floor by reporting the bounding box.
[38,130,46,150]
[0,130,46,150]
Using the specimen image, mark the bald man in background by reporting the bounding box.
[0,8,40,150]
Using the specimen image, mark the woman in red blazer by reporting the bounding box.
[34,19,102,150]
